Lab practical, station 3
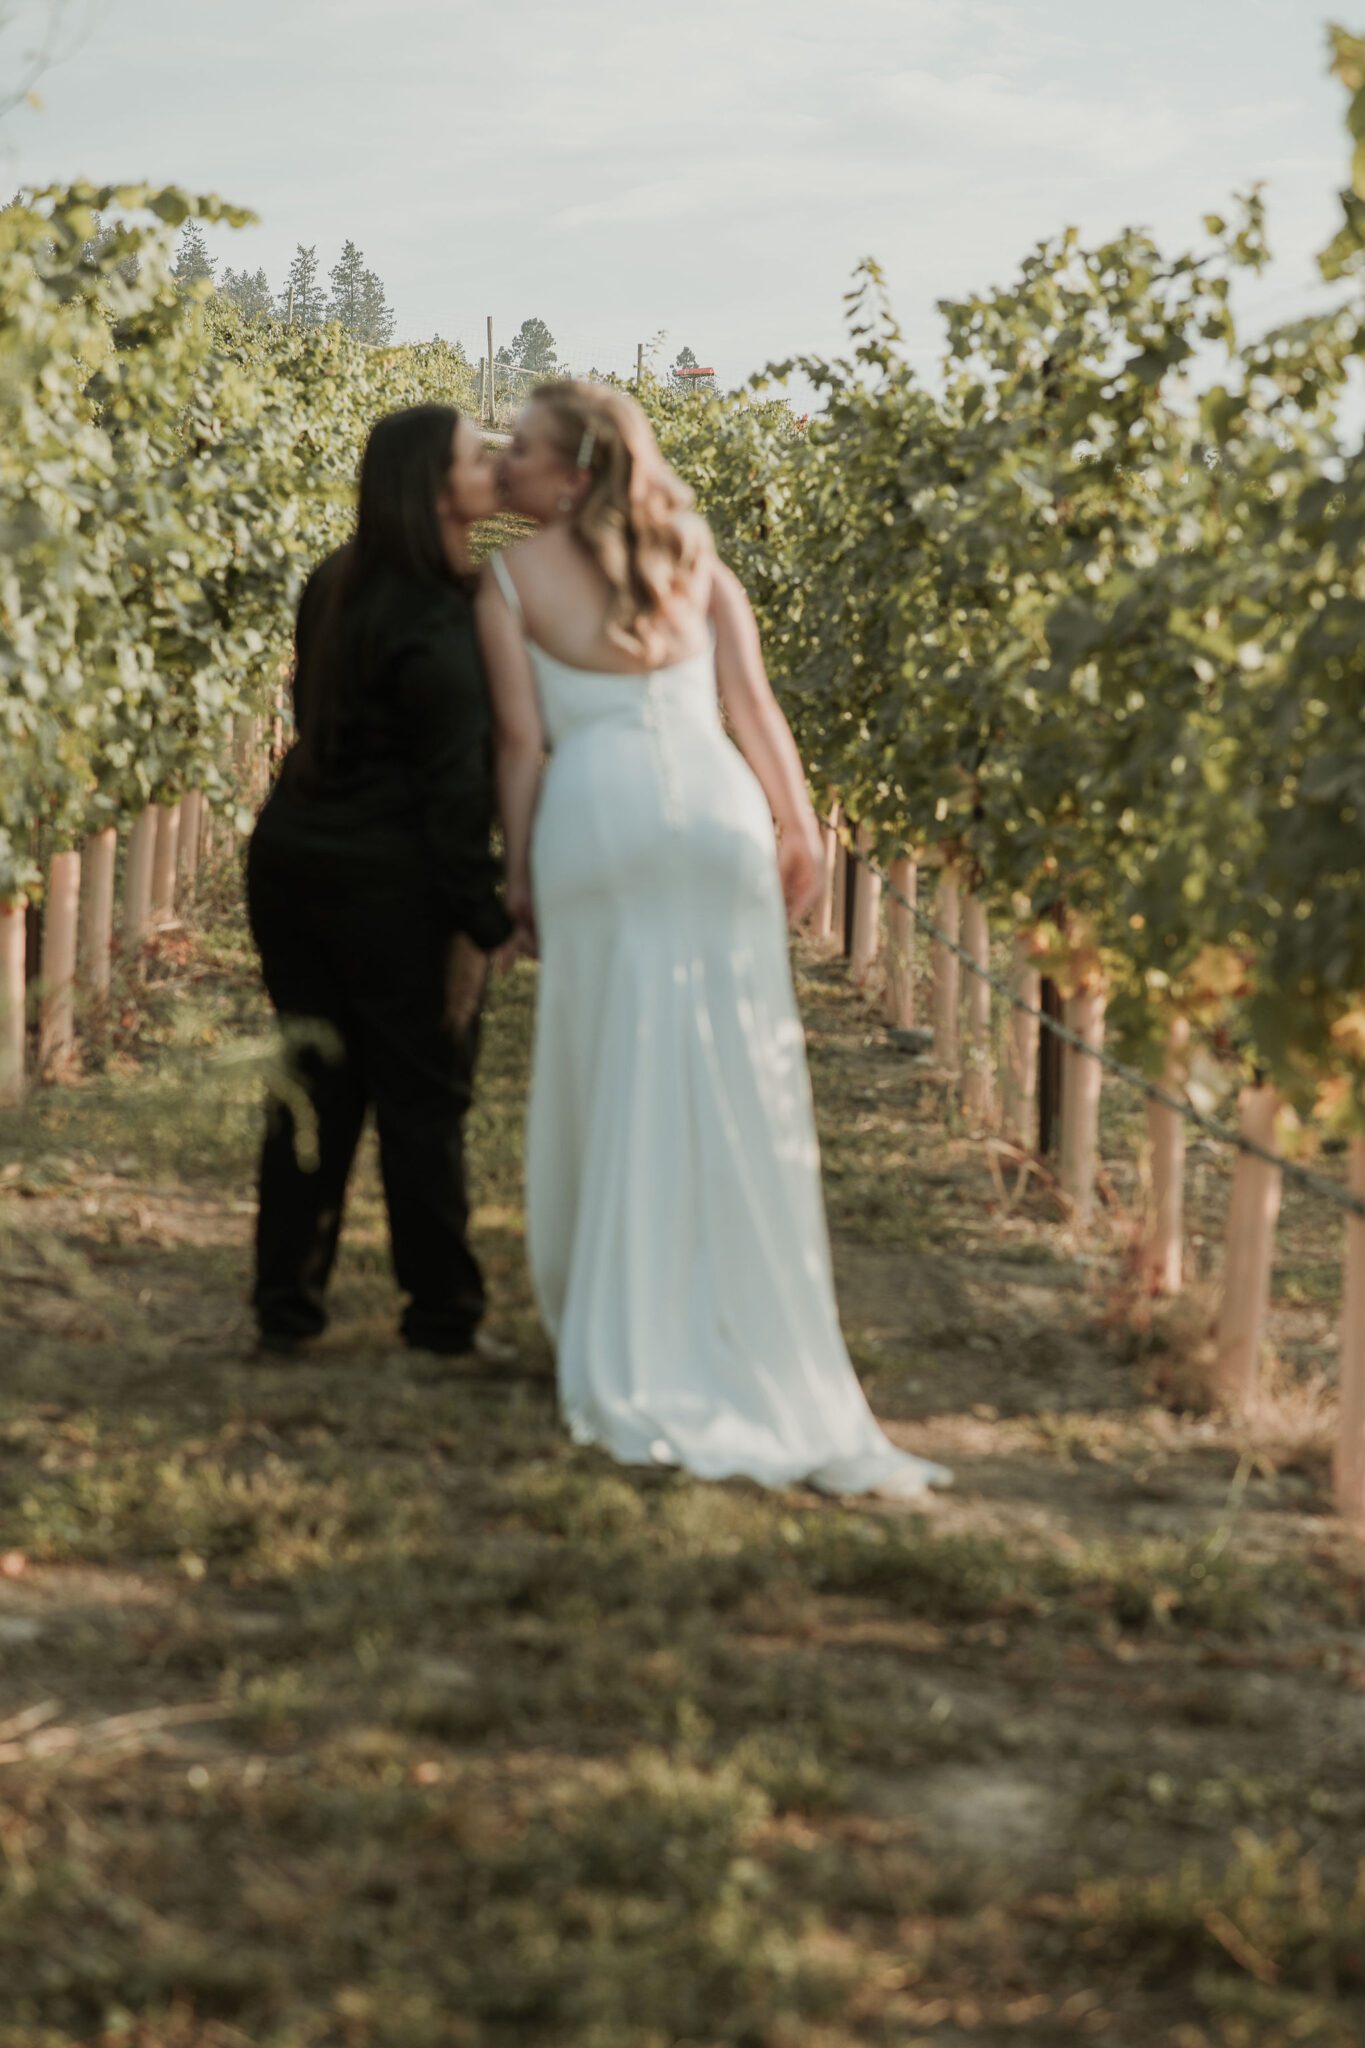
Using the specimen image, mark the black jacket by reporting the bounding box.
[252,554,512,952]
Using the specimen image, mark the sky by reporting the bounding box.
[0,0,1355,390]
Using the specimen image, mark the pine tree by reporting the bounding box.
[674,344,698,369]
[504,317,559,375]
[327,240,367,331]
[82,212,140,284]
[171,222,215,287]
[280,244,325,327]
[356,264,395,345]
[219,265,274,320]
[326,240,395,343]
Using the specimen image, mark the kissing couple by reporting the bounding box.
[245,384,951,1502]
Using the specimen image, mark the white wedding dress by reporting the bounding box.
[491,554,950,1500]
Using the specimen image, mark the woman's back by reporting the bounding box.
[499,527,712,679]
[259,552,507,948]
[491,545,773,935]
[279,557,471,814]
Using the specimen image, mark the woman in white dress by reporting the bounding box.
[476,382,950,1500]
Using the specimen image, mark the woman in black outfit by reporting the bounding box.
[247,404,512,1358]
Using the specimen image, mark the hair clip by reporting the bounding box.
[576,425,597,471]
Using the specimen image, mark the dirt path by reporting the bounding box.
[2,905,1364,2047]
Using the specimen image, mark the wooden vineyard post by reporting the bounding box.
[178,790,203,899]
[122,806,157,953]
[830,810,848,953]
[932,863,962,1077]
[233,713,254,804]
[0,896,26,1107]
[1141,1016,1191,1295]
[1212,1086,1283,1412]
[884,855,918,1028]
[1002,929,1040,1144]
[1059,979,1107,1227]
[962,893,993,1125]
[79,826,117,997]
[151,802,181,925]
[1333,1136,1365,1525]
[38,848,80,1078]
[242,720,260,808]
[271,672,286,768]
[813,798,839,941]
[1038,979,1065,1157]
[849,825,881,985]
[200,801,218,874]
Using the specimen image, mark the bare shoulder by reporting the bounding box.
[477,531,554,607]
[708,558,755,624]
[501,527,570,574]
[485,528,575,609]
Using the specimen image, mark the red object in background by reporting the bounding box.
[675,366,716,378]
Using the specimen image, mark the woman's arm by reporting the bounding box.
[710,562,824,921]
[289,552,339,738]
[474,566,545,936]
[392,618,513,953]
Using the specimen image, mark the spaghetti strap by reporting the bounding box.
[488,552,525,627]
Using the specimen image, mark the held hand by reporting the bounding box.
[506,874,535,929]
[504,875,538,960]
[778,819,825,925]
[493,922,537,972]
[447,935,491,1033]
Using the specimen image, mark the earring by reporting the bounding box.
[557,494,575,514]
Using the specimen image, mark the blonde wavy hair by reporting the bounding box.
[530,380,712,658]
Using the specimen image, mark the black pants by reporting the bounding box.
[247,841,484,1351]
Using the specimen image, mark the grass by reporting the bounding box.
[2,879,1365,2045]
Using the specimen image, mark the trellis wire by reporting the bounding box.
[827,821,1365,1222]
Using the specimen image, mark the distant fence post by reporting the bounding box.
[1002,929,1040,1144]
[123,807,157,953]
[849,826,881,983]
[1038,979,1064,1157]
[812,798,839,942]
[151,802,181,925]
[885,856,917,1028]
[1212,1085,1283,1411]
[38,847,81,1078]
[932,864,961,1077]
[80,826,117,997]
[178,790,203,899]
[1334,1136,1365,1525]
[0,896,26,1107]
[962,894,993,1125]
[1142,1017,1191,1295]
[1059,979,1107,1226]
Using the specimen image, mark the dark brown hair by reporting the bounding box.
[294,404,462,786]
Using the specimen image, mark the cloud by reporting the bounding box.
[872,66,1297,175]
[554,154,941,232]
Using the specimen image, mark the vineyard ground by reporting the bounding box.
[1,877,1364,2046]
